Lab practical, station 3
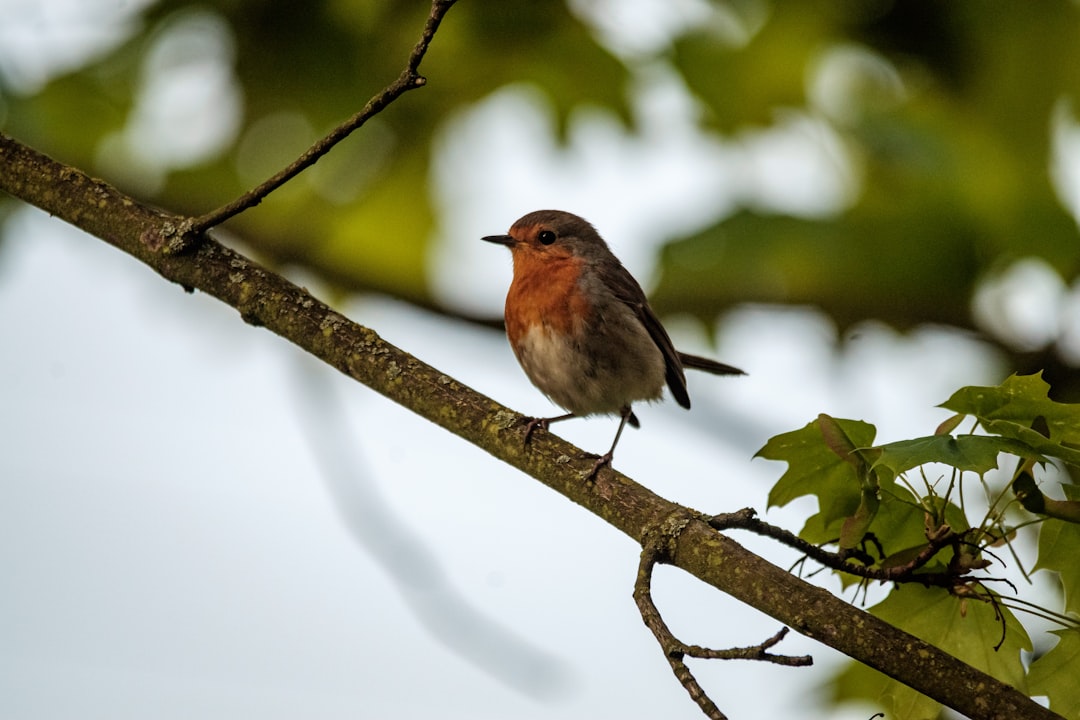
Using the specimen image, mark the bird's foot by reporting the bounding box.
[520,412,575,446]
[521,416,550,445]
[584,451,614,481]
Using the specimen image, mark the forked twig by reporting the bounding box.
[708,508,957,584]
[173,0,458,248]
[634,539,812,720]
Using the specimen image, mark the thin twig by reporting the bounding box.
[633,540,811,720]
[679,627,812,666]
[994,595,1080,630]
[635,544,728,720]
[176,0,458,245]
[709,508,957,584]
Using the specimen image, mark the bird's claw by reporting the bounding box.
[521,416,549,445]
[584,452,613,481]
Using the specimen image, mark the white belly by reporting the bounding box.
[512,321,666,416]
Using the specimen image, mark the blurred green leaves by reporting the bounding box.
[1,0,632,303]
[3,0,1078,371]
[655,1,1080,385]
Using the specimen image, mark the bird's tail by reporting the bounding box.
[678,352,745,376]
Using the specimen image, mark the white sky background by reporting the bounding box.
[0,1,1065,719]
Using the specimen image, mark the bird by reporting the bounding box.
[483,209,744,477]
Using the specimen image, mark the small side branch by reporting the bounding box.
[177,0,458,243]
[708,508,957,584]
[634,539,812,720]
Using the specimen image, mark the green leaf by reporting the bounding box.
[940,374,1080,466]
[871,434,1044,479]
[876,585,1031,687]
[1029,629,1080,718]
[819,414,884,548]
[940,374,1078,438]
[756,417,876,526]
[1034,485,1080,615]
[838,487,879,552]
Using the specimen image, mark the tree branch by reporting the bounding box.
[0,132,1062,720]
[710,508,958,583]
[634,528,812,720]
[175,0,458,244]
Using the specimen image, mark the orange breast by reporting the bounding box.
[504,250,591,346]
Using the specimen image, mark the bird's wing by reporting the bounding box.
[604,263,691,410]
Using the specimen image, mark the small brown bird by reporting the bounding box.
[483,209,744,476]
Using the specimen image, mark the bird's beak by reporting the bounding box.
[482,234,515,247]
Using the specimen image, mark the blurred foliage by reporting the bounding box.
[1,0,630,305]
[658,1,1080,397]
[2,0,1079,397]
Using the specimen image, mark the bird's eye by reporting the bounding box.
[538,230,557,245]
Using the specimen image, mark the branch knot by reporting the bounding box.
[638,509,695,563]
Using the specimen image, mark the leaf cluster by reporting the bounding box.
[757,373,1080,717]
